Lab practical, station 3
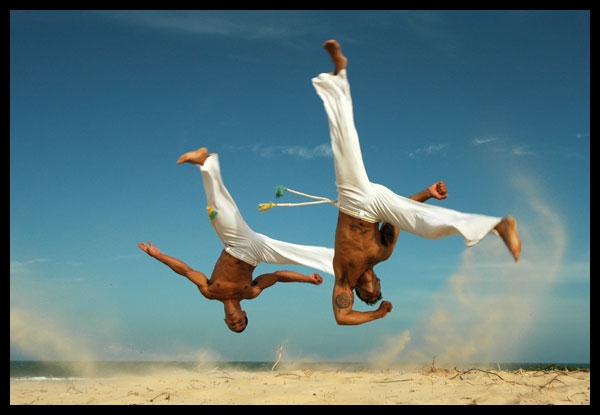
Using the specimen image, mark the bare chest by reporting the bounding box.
[335,222,385,264]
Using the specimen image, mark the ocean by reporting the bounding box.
[10,361,590,381]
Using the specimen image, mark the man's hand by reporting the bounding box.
[377,300,393,317]
[138,241,161,258]
[308,273,324,285]
[428,181,448,200]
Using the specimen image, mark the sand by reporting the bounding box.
[10,366,590,405]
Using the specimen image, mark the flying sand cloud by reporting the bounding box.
[367,173,566,367]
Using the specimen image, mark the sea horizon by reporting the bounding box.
[10,360,590,381]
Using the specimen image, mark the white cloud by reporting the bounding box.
[99,10,304,39]
[248,144,332,159]
[473,137,497,145]
[511,145,536,156]
[408,143,448,159]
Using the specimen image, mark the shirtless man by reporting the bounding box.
[138,147,334,333]
[313,40,522,326]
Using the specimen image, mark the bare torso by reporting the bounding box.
[201,250,258,301]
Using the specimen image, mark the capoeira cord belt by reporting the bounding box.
[258,186,337,213]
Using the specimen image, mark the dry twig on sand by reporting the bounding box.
[149,392,172,402]
[450,369,506,381]
[271,344,283,371]
[66,386,83,394]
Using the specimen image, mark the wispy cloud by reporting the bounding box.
[511,145,536,156]
[227,143,332,159]
[472,137,537,157]
[279,144,332,159]
[473,137,497,145]
[10,259,48,278]
[98,10,309,39]
[408,143,448,159]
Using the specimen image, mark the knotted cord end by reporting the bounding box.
[274,185,287,198]
[258,202,276,213]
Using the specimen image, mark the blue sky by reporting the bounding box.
[10,10,589,365]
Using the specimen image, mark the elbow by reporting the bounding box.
[334,315,350,326]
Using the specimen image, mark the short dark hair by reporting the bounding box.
[355,289,382,306]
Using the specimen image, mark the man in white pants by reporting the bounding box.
[138,147,334,333]
[313,40,522,326]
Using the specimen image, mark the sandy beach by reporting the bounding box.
[10,365,590,405]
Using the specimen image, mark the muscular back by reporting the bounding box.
[333,212,396,287]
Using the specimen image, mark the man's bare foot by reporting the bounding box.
[177,147,209,166]
[323,39,348,74]
[495,216,521,262]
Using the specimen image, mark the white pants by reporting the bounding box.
[199,154,334,274]
[312,69,501,247]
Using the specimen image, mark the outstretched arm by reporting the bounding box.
[138,241,209,291]
[409,180,448,203]
[332,281,392,325]
[252,270,323,291]
[380,181,449,249]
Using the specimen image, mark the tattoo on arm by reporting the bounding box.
[335,292,352,309]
